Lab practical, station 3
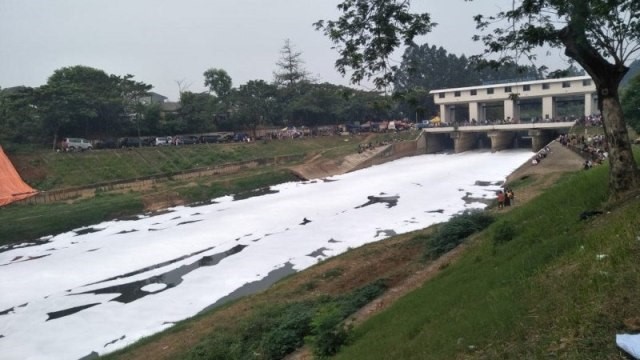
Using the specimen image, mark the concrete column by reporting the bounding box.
[449,106,456,124]
[487,131,515,152]
[424,133,444,154]
[439,104,448,124]
[417,131,427,153]
[584,93,594,116]
[450,132,476,153]
[542,96,555,121]
[504,99,515,122]
[529,129,554,152]
[469,102,480,123]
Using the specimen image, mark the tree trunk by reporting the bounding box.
[600,95,639,200]
[558,24,640,200]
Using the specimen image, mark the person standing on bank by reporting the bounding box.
[497,190,505,209]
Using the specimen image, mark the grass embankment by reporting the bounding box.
[335,152,640,359]
[10,136,370,190]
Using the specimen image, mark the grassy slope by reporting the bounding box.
[335,152,640,359]
[10,136,366,190]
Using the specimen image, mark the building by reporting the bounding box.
[429,76,598,125]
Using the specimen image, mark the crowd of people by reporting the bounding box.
[557,132,608,168]
[531,145,551,165]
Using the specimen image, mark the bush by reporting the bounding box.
[185,280,388,360]
[308,304,350,358]
[493,220,517,245]
[335,279,388,318]
[424,210,494,259]
[259,302,315,359]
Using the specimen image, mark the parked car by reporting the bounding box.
[119,137,142,148]
[199,134,221,144]
[233,133,249,142]
[61,137,93,151]
[154,137,171,146]
[94,138,118,149]
[173,135,199,145]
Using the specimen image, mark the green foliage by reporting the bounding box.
[185,280,387,360]
[308,304,350,358]
[314,0,433,88]
[622,72,640,133]
[492,220,516,246]
[334,279,387,318]
[423,210,494,259]
[274,39,310,87]
[203,68,232,99]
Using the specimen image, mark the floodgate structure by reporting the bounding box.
[423,76,597,153]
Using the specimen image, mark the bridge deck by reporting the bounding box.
[422,121,576,133]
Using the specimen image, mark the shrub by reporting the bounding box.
[335,279,388,318]
[424,210,494,259]
[259,302,315,359]
[307,304,350,357]
[493,220,517,245]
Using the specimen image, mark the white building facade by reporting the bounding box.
[429,76,598,125]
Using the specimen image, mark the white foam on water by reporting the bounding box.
[0,150,532,359]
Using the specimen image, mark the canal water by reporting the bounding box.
[0,149,533,359]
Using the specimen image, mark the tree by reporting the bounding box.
[231,80,279,136]
[273,39,311,87]
[472,0,639,199]
[0,87,41,144]
[203,68,232,99]
[118,74,152,143]
[36,66,117,149]
[314,1,433,88]
[178,91,216,133]
[320,0,639,200]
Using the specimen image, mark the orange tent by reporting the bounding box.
[0,146,37,206]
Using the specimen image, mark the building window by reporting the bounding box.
[583,79,592,86]
[523,84,531,91]
[504,86,512,93]
[542,83,550,90]
[438,93,445,99]
[487,88,494,95]
[470,89,477,96]
[454,91,461,97]
[562,81,571,88]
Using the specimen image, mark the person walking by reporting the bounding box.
[497,190,505,209]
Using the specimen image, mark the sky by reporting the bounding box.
[0,0,569,101]
[0,149,533,358]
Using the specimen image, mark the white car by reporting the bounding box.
[154,137,171,146]
[61,138,92,151]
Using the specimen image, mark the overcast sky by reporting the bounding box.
[0,0,569,101]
